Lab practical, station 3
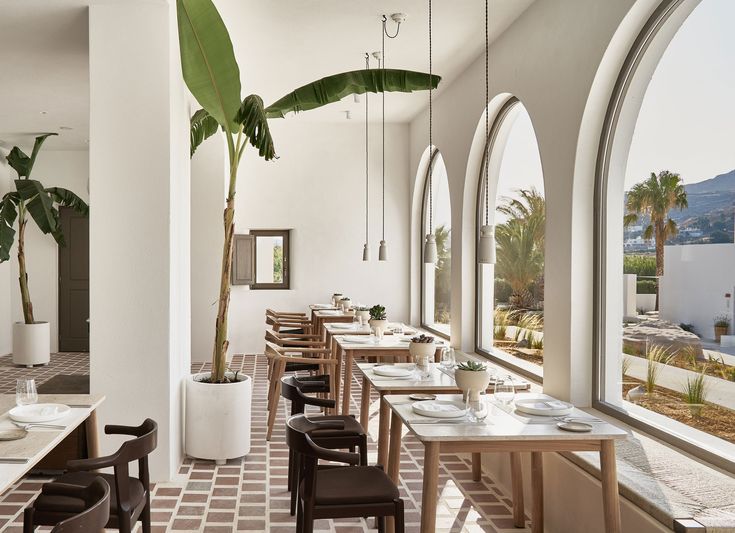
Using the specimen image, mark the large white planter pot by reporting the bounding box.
[12,322,50,367]
[409,341,436,360]
[185,373,252,464]
[454,369,491,400]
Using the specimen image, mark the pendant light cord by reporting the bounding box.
[428,0,433,235]
[484,0,489,226]
[365,53,370,245]
[382,18,386,241]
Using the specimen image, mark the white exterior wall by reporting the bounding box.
[191,120,410,358]
[660,243,735,339]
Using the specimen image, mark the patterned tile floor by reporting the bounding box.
[0,353,530,532]
[0,352,89,394]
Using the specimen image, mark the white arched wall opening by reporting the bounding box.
[409,146,436,327]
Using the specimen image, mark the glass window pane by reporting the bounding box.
[255,236,283,284]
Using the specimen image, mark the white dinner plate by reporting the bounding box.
[514,397,573,417]
[412,400,468,419]
[330,323,355,330]
[372,365,414,378]
[319,310,342,315]
[9,403,71,423]
[313,304,334,309]
[342,335,374,344]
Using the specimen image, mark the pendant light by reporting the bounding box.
[478,0,496,264]
[423,0,438,264]
[362,53,371,261]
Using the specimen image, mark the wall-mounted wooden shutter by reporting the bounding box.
[231,234,255,285]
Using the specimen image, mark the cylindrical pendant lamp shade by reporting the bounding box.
[478,225,496,264]
[378,240,388,261]
[362,243,371,261]
[423,233,438,264]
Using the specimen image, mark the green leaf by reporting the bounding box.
[5,134,57,178]
[265,69,441,119]
[46,187,89,216]
[235,95,276,161]
[15,179,58,235]
[190,108,220,157]
[0,193,19,262]
[177,0,241,133]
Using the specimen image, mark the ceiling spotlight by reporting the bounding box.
[390,13,407,24]
[59,126,73,131]
[39,111,48,115]
[371,51,382,63]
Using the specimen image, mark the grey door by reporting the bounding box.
[58,206,89,352]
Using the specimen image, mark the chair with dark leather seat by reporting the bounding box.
[24,477,110,533]
[282,375,368,515]
[286,414,404,533]
[24,419,157,533]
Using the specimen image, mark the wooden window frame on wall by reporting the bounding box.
[250,229,291,290]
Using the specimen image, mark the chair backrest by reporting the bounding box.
[51,478,110,533]
[280,375,331,415]
[107,419,158,513]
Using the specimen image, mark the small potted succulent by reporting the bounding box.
[332,293,343,307]
[368,305,387,336]
[714,315,730,342]
[454,360,491,401]
[354,306,371,323]
[409,333,436,359]
[339,296,352,312]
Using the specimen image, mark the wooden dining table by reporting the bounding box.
[311,309,355,343]
[332,335,446,416]
[385,393,628,533]
[0,394,105,494]
[357,361,532,473]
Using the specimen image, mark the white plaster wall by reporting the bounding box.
[195,120,410,357]
[7,151,89,353]
[660,243,735,339]
[0,160,12,355]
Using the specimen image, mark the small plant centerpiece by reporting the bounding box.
[714,315,730,342]
[0,133,89,367]
[354,306,371,323]
[368,305,387,336]
[454,360,491,401]
[409,333,436,360]
[339,296,352,312]
[332,293,343,307]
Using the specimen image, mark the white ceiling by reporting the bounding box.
[0,0,534,151]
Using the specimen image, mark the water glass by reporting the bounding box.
[16,378,38,407]
[465,391,488,422]
[440,347,455,369]
[375,327,384,341]
[494,377,515,406]
[416,355,432,380]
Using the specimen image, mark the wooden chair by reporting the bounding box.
[264,330,326,400]
[282,375,368,515]
[286,414,405,533]
[264,341,337,441]
[266,309,312,334]
[25,477,110,533]
[24,419,157,533]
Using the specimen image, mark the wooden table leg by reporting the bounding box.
[472,452,482,481]
[531,452,543,533]
[341,351,353,415]
[600,440,621,533]
[360,377,371,429]
[85,409,100,458]
[377,395,391,468]
[510,451,525,528]
[420,442,441,533]
[332,342,341,415]
[387,410,402,483]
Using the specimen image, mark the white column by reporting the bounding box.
[623,274,637,319]
[89,0,190,481]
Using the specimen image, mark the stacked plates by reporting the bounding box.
[9,404,71,423]
[372,365,413,378]
[412,400,468,418]
[342,335,374,344]
[514,398,573,417]
[330,323,355,330]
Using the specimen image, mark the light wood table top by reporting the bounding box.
[0,394,105,494]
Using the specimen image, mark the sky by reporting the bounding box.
[624,0,735,188]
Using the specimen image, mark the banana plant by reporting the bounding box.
[177,0,440,383]
[0,133,89,324]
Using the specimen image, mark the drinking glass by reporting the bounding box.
[416,355,432,380]
[465,391,488,422]
[375,327,384,341]
[16,378,38,407]
[440,347,455,369]
[494,377,515,406]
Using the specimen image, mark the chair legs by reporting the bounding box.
[394,498,405,533]
[141,493,152,533]
[266,360,285,440]
[23,507,34,533]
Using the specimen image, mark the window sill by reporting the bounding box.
[562,408,735,532]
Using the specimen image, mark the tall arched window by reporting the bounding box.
[421,149,451,338]
[596,0,735,470]
[476,99,545,378]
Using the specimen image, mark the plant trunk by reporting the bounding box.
[211,196,235,383]
[17,210,34,324]
[654,221,664,312]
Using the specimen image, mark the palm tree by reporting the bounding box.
[434,224,451,324]
[494,188,545,308]
[624,170,688,310]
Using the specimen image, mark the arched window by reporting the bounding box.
[476,99,545,378]
[421,149,451,338]
[595,0,735,470]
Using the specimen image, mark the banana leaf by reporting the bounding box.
[6,134,57,178]
[15,179,58,235]
[190,108,220,157]
[177,0,241,133]
[235,95,276,161]
[46,187,89,216]
[0,193,19,262]
[265,69,441,119]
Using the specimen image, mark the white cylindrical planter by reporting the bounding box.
[185,373,252,464]
[454,369,491,401]
[12,322,50,367]
[369,319,387,336]
[409,341,436,360]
